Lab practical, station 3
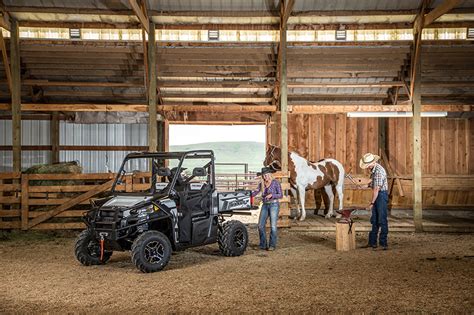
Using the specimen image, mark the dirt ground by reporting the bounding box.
[0,228,473,314]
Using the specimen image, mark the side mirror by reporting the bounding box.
[157,167,172,177]
[192,167,207,177]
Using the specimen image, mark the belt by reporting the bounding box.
[263,200,279,204]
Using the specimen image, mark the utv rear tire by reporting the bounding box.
[74,229,112,266]
[218,220,248,257]
[131,231,172,273]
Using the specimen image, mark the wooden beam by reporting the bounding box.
[424,0,461,27]
[0,103,470,113]
[157,105,276,112]
[0,103,278,112]
[280,0,291,195]
[10,19,20,173]
[0,33,11,96]
[412,1,429,233]
[148,22,157,152]
[50,112,59,163]
[289,104,473,113]
[282,0,295,29]
[0,10,11,30]
[23,80,143,88]
[289,81,404,88]
[129,0,149,33]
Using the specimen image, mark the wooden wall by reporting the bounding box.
[269,114,474,209]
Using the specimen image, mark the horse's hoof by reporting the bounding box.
[325,214,332,219]
[335,214,342,219]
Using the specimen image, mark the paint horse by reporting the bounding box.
[264,145,345,221]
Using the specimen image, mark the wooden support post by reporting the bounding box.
[50,112,60,163]
[147,22,157,152]
[279,0,290,176]
[411,3,426,232]
[11,19,21,174]
[21,174,29,230]
[279,0,292,222]
[0,31,12,94]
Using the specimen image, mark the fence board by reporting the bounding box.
[21,175,29,230]
[28,179,114,229]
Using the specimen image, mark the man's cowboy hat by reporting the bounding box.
[359,153,380,169]
[257,167,275,176]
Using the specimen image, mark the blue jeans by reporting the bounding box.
[369,191,389,247]
[258,202,280,249]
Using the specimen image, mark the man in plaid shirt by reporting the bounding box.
[360,153,389,250]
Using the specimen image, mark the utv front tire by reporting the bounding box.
[74,229,112,266]
[131,231,172,273]
[218,220,248,257]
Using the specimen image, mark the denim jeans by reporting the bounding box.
[258,202,280,249]
[369,190,389,247]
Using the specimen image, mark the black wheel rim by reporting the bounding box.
[144,241,165,264]
[233,228,245,248]
[87,240,100,258]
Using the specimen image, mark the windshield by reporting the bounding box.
[112,156,181,194]
[111,151,215,195]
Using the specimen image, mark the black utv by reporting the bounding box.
[74,150,255,273]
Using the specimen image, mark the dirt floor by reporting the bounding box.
[0,228,473,313]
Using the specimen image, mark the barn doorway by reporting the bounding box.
[169,124,266,174]
[169,124,266,224]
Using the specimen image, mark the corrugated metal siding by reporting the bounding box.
[0,120,51,172]
[0,121,147,173]
[60,122,147,173]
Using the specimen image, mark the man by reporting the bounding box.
[360,153,389,250]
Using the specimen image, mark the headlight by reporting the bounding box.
[137,205,154,215]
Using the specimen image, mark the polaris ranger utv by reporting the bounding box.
[74,150,255,273]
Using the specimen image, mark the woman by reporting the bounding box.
[252,167,283,251]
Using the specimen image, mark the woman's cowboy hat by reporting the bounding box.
[359,153,380,169]
[257,167,275,176]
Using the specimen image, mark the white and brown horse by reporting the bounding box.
[264,145,345,221]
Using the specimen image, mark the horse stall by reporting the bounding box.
[268,114,474,232]
[0,0,473,314]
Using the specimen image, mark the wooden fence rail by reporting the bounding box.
[0,172,472,230]
[0,171,292,230]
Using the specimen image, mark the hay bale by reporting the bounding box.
[24,161,82,186]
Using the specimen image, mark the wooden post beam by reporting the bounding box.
[147,21,157,152]
[423,0,461,27]
[0,31,11,94]
[412,1,429,233]
[279,0,292,207]
[10,19,20,173]
[0,9,11,30]
[50,112,59,163]
[129,0,149,33]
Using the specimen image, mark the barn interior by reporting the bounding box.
[0,0,472,232]
[0,0,473,313]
